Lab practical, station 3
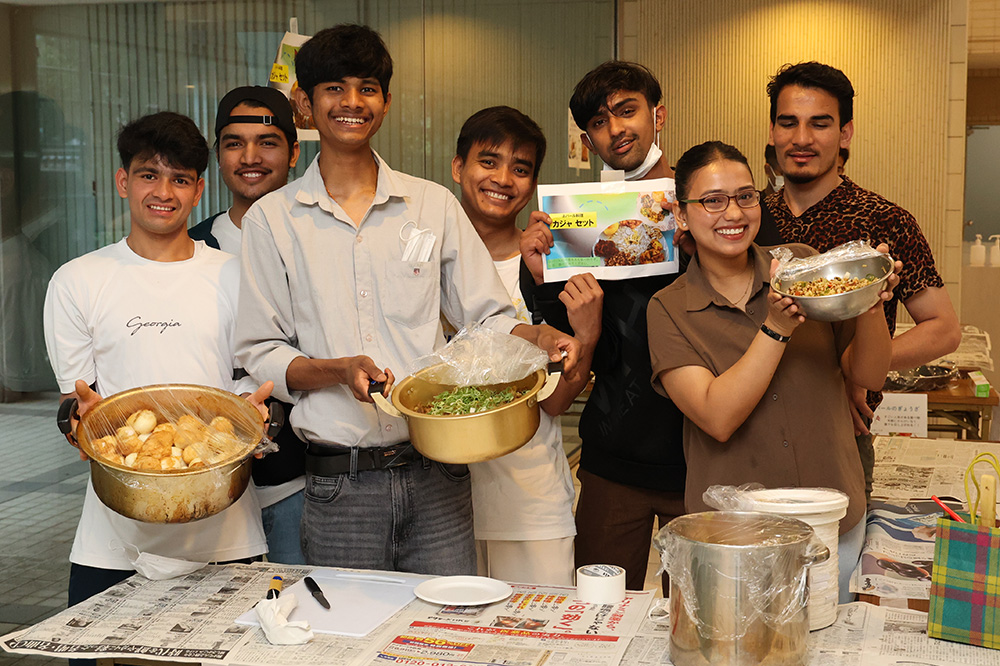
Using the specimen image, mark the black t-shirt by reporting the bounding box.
[519,261,686,492]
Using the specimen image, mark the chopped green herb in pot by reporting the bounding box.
[417,386,524,416]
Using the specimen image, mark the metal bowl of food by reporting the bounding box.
[771,253,893,322]
[58,384,280,523]
[369,364,560,464]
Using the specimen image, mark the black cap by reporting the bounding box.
[214,86,297,144]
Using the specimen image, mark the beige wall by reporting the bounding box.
[969,0,1000,67]
[619,0,967,319]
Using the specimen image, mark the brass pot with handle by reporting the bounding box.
[368,362,562,464]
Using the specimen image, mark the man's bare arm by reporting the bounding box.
[891,286,961,371]
[286,356,393,403]
[539,274,602,415]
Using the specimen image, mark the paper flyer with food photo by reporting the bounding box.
[537,178,679,282]
[268,31,318,141]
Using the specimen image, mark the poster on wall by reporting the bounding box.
[536,178,678,282]
[567,109,589,170]
[268,31,318,141]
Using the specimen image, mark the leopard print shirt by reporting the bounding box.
[764,176,944,339]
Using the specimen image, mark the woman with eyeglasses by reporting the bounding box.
[646,141,896,602]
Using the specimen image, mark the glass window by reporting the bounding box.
[0,1,612,393]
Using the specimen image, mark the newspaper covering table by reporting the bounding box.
[894,323,994,371]
[872,435,1000,501]
[1,563,659,666]
[4,563,995,665]
[807,602,999,665]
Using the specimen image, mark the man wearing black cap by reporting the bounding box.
[189,86,299,255]
[190,86,305,564]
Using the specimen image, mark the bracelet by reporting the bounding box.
[760,323,791,343]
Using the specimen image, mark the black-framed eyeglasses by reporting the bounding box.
[679,189,760,213]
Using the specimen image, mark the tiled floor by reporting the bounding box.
[0,394,87,665]
[0,394,662,666]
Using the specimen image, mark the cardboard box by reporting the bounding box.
[969,371,991,398]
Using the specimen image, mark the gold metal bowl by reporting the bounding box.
[371,367,556,464]
[76,384,264,523]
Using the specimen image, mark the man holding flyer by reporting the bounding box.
[520,61,683,591]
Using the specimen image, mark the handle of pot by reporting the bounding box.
[57,397,79,444]
[368,380,403,418]
[264,399,285,440]
[803,538,831,568]
[537,359,565,401]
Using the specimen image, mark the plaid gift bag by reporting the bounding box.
[927,515,1000,649]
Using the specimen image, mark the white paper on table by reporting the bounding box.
[235,570,422,637]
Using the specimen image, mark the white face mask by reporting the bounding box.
[770,174,785,191]
[623,142,663,181]
[119,542,208,580]
[399,220,435,262]
[599,105,664,181]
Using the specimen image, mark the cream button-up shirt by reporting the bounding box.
[236,152,519,448]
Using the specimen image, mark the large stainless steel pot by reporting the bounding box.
[369,364,560,464]
[663,511,830,666]
[57,384,280,523]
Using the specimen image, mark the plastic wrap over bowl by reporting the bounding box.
[771,252,893,322]
[883,361,958,393]
[70,384,269,523]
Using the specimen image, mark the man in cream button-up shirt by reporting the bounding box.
[236,24,578,575]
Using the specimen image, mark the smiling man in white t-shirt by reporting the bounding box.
[451,106,602,585]
[43,113,270,659]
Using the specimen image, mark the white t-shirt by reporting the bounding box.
[469,256,576,541]
[208,210,305,509]
[212,211,243,257]
[43,239,267,569]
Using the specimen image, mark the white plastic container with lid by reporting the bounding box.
[741,487,849,631]
[989,235,1000,266]
[971,234,986,266]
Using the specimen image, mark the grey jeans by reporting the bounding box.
[301,458,475,575]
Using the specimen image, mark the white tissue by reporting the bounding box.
[254,593,314,645]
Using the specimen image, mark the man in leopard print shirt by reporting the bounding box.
[763,62,960,498]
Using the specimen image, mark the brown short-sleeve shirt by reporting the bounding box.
[647,244,865,533]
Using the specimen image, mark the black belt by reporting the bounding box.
[305,441,421,476]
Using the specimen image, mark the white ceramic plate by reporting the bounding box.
[414,575,513,606]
